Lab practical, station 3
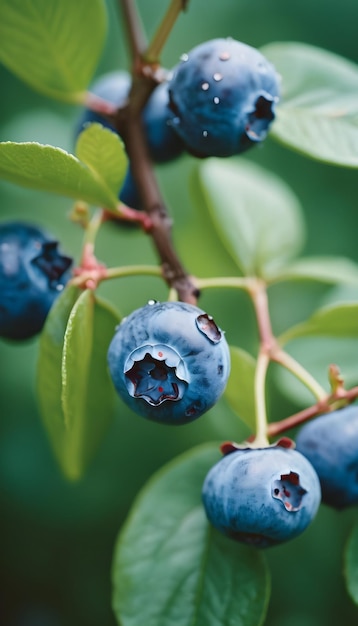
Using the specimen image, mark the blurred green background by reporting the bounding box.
[1,0,358,624]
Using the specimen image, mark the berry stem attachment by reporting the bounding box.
[144,0,190,64]
[82,208,104,248]
[254,349,270,447]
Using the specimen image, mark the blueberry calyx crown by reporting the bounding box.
[124,344,188,406]
[272,471,307,512]
[32,240,72,287]
[245,94,276,142]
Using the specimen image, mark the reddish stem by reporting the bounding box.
[248,279,276,351]
[267,384,358,437]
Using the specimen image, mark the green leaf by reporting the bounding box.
[345,523,358,605]
[37,284,81,470]
[224,346,256,430]
[194,158,304,277]
[279,302,358,345]
[37,286,121,480]
[0,125,127,209]
[112,444,270,626]
[262,42,358,167]
[76,123,127,203]
[0,0,107,103]
[270,256,358,285]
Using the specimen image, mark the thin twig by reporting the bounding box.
[145,0,189,63]
[118,0,147,63]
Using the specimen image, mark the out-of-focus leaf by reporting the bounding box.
[112,443,270,626]
[270,256,358,286]
[345,522,358,605]
[194,158,304,277]
[0,0,107,103]
[262,42,358,167]
[279,302,358,345]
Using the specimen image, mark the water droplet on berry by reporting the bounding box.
[219,51,230,61]
[196,313,222,343]
[147,299,157,306]
[213,96,220,104]
[202,130,208,138]
[55,284,64,292]
[180,53,189,62]
[201,82,210,91]
[213,73,223,82]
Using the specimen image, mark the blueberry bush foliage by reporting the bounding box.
[1,1,358,625]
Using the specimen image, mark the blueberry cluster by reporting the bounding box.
[78,38,280,207]
[107,300,230,424]
[202,445,321,548]
[0,221,72,340]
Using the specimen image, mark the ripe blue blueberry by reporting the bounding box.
[0,222,72,340]
[295,405,358,509]
[107,300,230,424]
[202,446,321,548]
[168,38,280,157]
[77,70,184,208]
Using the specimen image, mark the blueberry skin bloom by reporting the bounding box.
[295,405,358,509]
[107,300,230,424]
[168,38,280,158]
[202,447,321,548]
[0,222,72,340]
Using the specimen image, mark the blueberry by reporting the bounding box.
[107,300,230,424]
[295,405,358,509]
[202,446,321,548]
[142,79,184,163]
[77,70,184,208]
[168,38,280,158]
[0,221,72,340]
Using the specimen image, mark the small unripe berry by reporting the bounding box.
[107,300,230,424]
